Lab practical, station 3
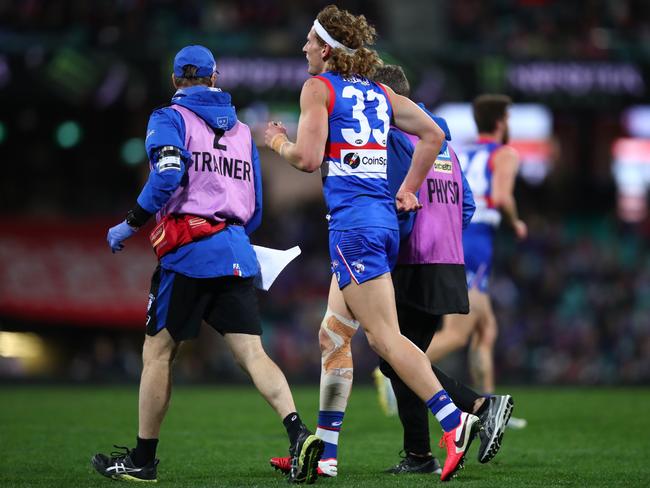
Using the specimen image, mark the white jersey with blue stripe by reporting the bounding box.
[315,71,398,231]
[458,140,502,228]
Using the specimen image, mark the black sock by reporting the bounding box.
[392,377,431,455]
[283,412,303,445]
[132,436,158,467]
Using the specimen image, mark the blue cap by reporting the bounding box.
[173,45,217,78]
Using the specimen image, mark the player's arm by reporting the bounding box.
[491,146,527,240]
[265,77,329,173]
[384,85,445,211]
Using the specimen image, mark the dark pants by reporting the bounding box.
[379,303,482,456]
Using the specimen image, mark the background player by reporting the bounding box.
[426,94,527,427]
[265,5,481,482]
[90,45,323,484]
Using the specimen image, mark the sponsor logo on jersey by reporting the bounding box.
[339,149,387,169]
[343,152,361,169]
[434,159,453,174]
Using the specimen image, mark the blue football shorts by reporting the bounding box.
[462,224,495,293]
[328,227,400,290]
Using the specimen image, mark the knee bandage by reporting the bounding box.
[319,309,359,411]
[320,310,359,377]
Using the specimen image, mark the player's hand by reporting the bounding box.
[107,220,138,253]
[513,219,528,240]
[395,190,422,212]
[264,121,288,150]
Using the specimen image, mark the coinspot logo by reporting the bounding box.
[343,152,361,169]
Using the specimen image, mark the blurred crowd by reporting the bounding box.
[3,0,648,59]
[493,217,650,385]
[448,0,650,59]
[4,210,649,387]
[1,0,381,56]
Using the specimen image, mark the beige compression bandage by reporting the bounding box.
[269,132,290,155]
[318,309,360,412]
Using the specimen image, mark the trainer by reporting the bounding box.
[91,45,322,483]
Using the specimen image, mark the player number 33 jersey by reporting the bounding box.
[315,72,398,232]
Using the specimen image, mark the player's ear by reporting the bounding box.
[321,43,332,61]
[172,73,178,89]
[210,72,218,87]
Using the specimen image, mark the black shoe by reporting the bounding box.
[384,453,442,475]
[288,426,324,484]
[478,395,514,463]
[91,445,158,482]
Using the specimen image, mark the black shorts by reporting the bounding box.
[146,266,262,342]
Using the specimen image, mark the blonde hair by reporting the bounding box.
[315,4,382,78]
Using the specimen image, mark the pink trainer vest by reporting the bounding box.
[157,104,255,225]
[398,134,465,266]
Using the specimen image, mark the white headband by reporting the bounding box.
[313,19,357,55]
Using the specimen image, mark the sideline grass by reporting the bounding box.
[1,386,649,487]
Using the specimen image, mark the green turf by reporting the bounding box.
[1,386,650,487]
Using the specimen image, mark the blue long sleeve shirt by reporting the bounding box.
[136,86,263,278]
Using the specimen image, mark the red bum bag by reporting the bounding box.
[149,214,227,259]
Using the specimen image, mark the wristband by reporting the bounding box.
[126,203,153,228]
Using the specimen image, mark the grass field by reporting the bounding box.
[1,386,650,487]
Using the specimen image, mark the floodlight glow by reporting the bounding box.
[0,332,45,359]
[434,103,553,142]
[121,138,145,165]
[434,102,554,185]
[623,106,650,138]
[433,103,476,143]
[509,104,553,139]
[55,120,82,148]
[611,138,650,222]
